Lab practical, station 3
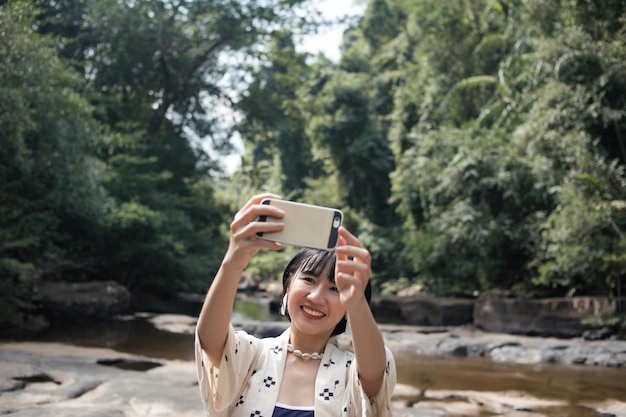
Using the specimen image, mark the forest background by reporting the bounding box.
[1,0,625,330]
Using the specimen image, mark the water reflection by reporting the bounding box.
[35,315,196,361]
[395,352,626,405]
[34,298,283,361]
[232,297,286,322]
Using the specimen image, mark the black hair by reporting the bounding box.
[281,248,372,336]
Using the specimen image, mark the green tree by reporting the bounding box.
[0,0,108,326]
[304,70,397,225]
[225,0,626,297]
[385,0,626,295]
[235,30,317,200]
[33,0,319,293]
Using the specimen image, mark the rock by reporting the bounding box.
[0,314,50,339]
[127,288,626,341]
[392,383,422,402]
[371,295,474,326]
[379,324,626,367]
[0,342,201,417]
[131,290,203,316]
[489,343,543,364]
[580,400,626,417]
[474,296,625,338]
[236,320,289,338]
[420,390,566,415]
[148,314,197,335]
[393,404,446,417]
[38,281,130,324]
[583,327,614,341]
[237,271,260,293]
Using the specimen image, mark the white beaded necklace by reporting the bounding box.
[286,343,323,360]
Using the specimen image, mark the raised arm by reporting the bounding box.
[334,227,387,399]
[196,193,284,365]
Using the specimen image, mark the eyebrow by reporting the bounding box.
[300,268,335,283]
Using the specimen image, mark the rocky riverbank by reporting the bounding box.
[30,281,626,341]
[373,323,626,368]
[3,314,624,417]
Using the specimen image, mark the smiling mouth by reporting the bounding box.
[301,306,325,318]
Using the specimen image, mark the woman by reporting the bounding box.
[195,193,396,417]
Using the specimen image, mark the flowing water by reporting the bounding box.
[31,299,626,416]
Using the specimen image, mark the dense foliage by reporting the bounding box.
[234,0,626,298]
[1,0,624,328]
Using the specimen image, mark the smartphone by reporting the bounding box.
[256,199,343,250]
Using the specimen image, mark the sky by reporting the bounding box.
[297,0,366,61]
[212,0,366,175]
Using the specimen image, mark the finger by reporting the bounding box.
[247,193,282,207]
[231,206,284,243]
[335,245,370,265]
[336,260,371,278]
[253,239,283,251]
[249,203,285,222]
[336,272,365,285]
[338,227,362,247]
[237,193,282,219]
[232,226,284,250]
[335,273,367,294]
[239,219,285,238]
[335,234,349,261]
[234,200,285,227]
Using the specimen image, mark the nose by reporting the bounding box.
[307,283,325,303]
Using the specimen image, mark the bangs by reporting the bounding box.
[296,249,336,283]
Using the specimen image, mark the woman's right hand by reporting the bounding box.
[222,193,286,271]
[198,193,284,360]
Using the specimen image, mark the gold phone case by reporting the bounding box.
[257,199,343,250]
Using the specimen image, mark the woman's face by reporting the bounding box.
[286,270,346,338]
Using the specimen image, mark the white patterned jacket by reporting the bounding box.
[195,325,396,417]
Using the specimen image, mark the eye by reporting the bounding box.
[329,286,339,293]
[301,276,315,284]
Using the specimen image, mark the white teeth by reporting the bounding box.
[302,306,324,317]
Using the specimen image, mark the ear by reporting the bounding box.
[280,293,288,316]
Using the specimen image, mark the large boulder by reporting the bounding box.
[131,290,204,316]
[474,296,624,338]
[370,295,474,326]
[38,281,130,324]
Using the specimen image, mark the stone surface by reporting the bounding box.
[375,323,626,367]
[38,281,130,323]
[131,291,202,317]
[370,295,474,326]
[368,294,626,339]
[225,319,626,368]
[0,342,200,417]
[37,281,625,341]
[148,314,197,335]
[474,296,625,337]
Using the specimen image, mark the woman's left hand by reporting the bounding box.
[334,227,371,311]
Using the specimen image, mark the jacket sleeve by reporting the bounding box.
[343,346,397,417]
[195,325,260,417]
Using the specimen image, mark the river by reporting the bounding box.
[29,299,626,416]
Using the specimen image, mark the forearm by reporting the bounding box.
[347,298,386,398]
[196,259,242,364]
[195,193,284,365]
